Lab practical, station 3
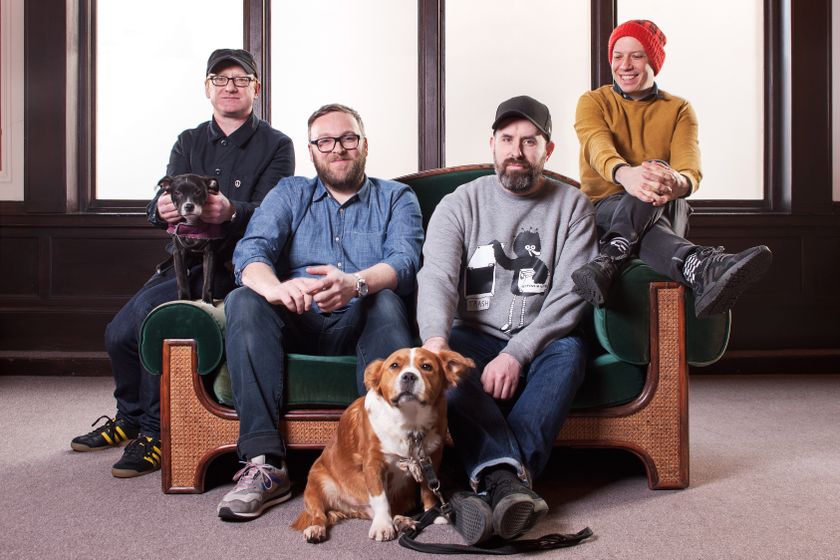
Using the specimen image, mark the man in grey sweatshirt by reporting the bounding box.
[417,96,598,544]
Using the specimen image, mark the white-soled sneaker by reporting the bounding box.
[217,455,292,521]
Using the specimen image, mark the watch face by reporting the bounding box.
[358,280,369,297]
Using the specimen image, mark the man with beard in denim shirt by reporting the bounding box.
[216,103,424,521]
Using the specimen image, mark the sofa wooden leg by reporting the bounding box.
[161,340,239,493]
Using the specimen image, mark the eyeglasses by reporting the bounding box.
[207,75,256,88]
[309,133,361,153]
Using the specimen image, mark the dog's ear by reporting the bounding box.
[363,359,385,392]
[206,178,220,194]
[436,350,475,387]
[157,176,174,192]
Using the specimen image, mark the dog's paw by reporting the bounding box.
[393,515,417,533]
[368,517,397,541]
[303,525,327,543]
[433,515,449,525]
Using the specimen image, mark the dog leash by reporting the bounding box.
[397,432,593,555]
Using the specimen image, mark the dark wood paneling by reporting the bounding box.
[0,236,39,295]
[51,236,165,297]
[790,0,833,214]
[418,0,444,170]
[591,0,615,88]
[23,0,68,213]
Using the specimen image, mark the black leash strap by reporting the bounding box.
[398,506,593,555]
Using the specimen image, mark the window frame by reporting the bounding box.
[76,0,786,213]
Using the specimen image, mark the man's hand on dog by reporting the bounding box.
[156,193,182,224]
[156,191,235,224]
[306,265,357,313]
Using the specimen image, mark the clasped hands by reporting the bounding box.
[616,160,689,206]
[266,265,356,314]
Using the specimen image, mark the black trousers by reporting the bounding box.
[594,192,696,283]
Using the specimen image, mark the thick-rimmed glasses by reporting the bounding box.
[309,133,361,153]
[207,75,256,88]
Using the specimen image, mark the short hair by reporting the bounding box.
[307,104,366,138]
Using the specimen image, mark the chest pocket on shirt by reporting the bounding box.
[343,230,386,265]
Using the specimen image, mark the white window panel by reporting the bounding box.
[445,0,591,180]
[270,0,418,180]
[618,1,764,200]
[96,0,242,200]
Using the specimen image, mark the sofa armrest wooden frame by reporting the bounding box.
[160,281,688,494]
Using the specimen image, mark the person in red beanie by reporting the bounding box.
[571,19,772,318]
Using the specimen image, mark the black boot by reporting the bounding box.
[571,237,631,306]
[685,245,772,318]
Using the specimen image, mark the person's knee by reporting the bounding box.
[225,286,270,324]
[364,289,407,323]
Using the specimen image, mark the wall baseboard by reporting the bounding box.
[0,352,111,376]
[694,349,840,375]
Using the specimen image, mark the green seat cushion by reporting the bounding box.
[594,259,730,367]
[214,354,358,408]
[574,353,646,410]
[139,301,226,376]
[213,350,644,410]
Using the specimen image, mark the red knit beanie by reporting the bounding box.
[608,20,667,75]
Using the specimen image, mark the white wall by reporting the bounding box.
[0,0,25,201]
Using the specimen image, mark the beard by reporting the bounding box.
[494,156,544,194]
[314,151,367,193]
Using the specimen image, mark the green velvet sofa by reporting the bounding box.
[140,164,730,494]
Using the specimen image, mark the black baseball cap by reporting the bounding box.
[206,48,259,77]
[492,95,552,140]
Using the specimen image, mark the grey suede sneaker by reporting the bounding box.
[217,456,292,521]
[483,469,548,540]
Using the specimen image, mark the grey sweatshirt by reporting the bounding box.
[417,174,597,366]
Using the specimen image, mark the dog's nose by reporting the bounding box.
[183,203,194,213]
[399,371,417,389]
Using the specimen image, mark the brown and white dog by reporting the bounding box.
[291,347,474,543]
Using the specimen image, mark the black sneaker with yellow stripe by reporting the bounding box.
[71,415,139,452]
[111,435,162,478]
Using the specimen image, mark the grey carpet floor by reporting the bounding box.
[1,374,838,559]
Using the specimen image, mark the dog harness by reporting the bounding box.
[167,222,224,240]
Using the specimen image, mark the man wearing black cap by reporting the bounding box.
[69,48,295,479]
[417,95,597,544]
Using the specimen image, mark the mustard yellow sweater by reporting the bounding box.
[575,85,702,203]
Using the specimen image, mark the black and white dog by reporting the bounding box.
[158,174,224,303]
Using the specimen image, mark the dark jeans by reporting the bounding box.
[224,286,413,461]
[446,326,587,487]
[595,192,695,282]
[105,261,234,437]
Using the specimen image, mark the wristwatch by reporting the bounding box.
[353,273,368,298]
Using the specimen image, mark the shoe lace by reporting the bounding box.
[84,415,116,437]
[231,461,276,492]
[122,435,154,459]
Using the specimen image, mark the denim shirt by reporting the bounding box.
[233,175,424,309]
